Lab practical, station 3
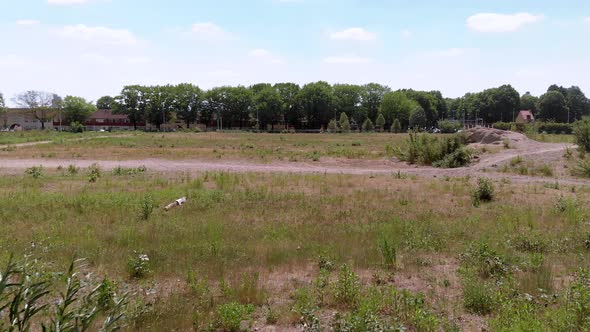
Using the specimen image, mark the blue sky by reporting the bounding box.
[1,0,589,104]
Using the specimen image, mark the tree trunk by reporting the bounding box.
[186,119,191,129]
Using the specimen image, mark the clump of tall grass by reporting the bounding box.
[472,178,494,206]
[25,165,43,179]
[394,131,471,168]
[87,163,101,183]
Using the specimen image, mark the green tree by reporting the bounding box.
[565,86,590,122]
[391,118,402,133]
[539,91,569,123]
[339,112,351,132]
[573,118,590,152]
[144,85,175,130]
[249,83,272,95]
[327,119,339,133]
[254,86,282,130]
[172,83,203,128]
[333,84,363,125]
[274,83,301,129]
[298,81,334,129]
[362,118,374,132]
[225,86,253,129]
[380,91,417,128]
[96,96,114,109]
[0,93,6,128]
[403,90,438,126]
[520,92,539,114]
[112,85,147,130]
[375,113,385,131]
[63,96,96,124]
[361,83,390,122]
[409,106,428,129]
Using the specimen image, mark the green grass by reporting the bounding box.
[0,130,115,145]
[2,167,590,330]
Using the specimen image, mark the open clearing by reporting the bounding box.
[2,130,590,331]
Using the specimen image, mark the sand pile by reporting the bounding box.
[466,127,528,145]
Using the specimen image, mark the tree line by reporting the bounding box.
[1,82,589,131]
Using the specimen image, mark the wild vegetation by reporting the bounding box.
[1,163,590,330]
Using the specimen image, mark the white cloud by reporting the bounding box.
[248,49,284,64]
[329,28,377,41]
[467,13,544,32]
[16,20,40,26]
[585,17,590,24]
[324,56,371,64]
[191,22,230,41]
[54,24,139,46]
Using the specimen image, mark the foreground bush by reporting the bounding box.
[394,131,471,168]
[574,117,590,152]
[0,256,128,331]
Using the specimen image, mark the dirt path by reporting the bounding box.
[0,134,130,150]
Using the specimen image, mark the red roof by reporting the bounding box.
[89,109,128,120]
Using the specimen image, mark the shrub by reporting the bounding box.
[378,238,396,270]
[575,158,590,178]
[437,120,462,133]
[128,252,151,279]
[139,194,155,220]
[334,264,361,308]
[463,278,498,315]
[67,164,79,175]
[375,113,385,131]
[327,119,339,133]
[394,131,471,168]
[70,121,84,133]
[391,119,402,133]
[493,122,512,131]
[339,112,351,133]
[362,118,374,132]
[472,178,494,206]
[25,165,43,179]
[216,302,255,332]
[87,163,101,183]
[574,117,590,152]
[538,122,573,135]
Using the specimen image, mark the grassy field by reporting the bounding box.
[2,164,590,330]
[0,130,118,145]
[0,131,409,161]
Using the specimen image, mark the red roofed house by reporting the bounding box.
[515,110,535,124]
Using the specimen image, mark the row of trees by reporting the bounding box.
[2,82,589,131]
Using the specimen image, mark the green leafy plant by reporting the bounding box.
[216,302,254,332]
[362,118,374,132]
[139,194,155,220]
[378,238,396,270]
[339,112,351,133]
[25,165,43,179]
[334,264,360,308]
[472,178,494,206]
[127,252,151,279]
[391,118,402,133]
[87,163,101,183]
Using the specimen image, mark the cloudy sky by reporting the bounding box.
[1,0,589,104]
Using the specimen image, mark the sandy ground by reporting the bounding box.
[0,131,586,185]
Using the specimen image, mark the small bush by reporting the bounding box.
[362,118,374,132]
[327,119,339,133]
[334,264,361,308]
[437,120,462,133]
[574,158,590,177]
[339,112,351,133]
[463,278,498,315]
[574,118,590,152]
[216,302,255,332]
[25,165,43,179]
[67,164,79,175]
[375,113,386,131]
[472,178,494,206]
[139,194,155,220]
[493,122,513,131]
[538,122,573,135]
[378,238,396,270]
[391,119,402,133]
[87,163,101,183]
[128,252,151,279]
[394,131,471,168]
[70,121,84,133]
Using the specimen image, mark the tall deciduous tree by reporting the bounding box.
[0,93,6,128]
[96,96,114,109]
[565,86,590,122]
[520,92,539,114]
[333,84,363,125]
[409,106,428,129]
[380,91,418,129]
[173,83,203,128]
[13,91,57,129]
[274,83,301,128]
[144,85,175,130]
[254,86,282,130]
[63,96,96,124]
[112,85,147,130]
[298,81,334,129]
[539,91,569,123]
[361,83,390,123]
[403,90,438,126]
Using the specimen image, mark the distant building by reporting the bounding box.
[80,109,145,131]
[515,110,535,123]
[1,108,54,130]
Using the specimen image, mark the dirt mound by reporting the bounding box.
[466,127,528,145]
